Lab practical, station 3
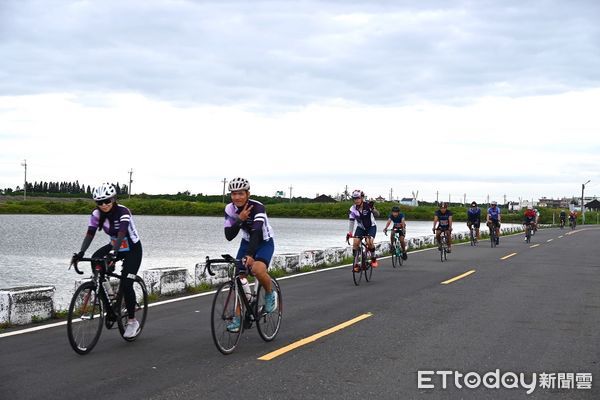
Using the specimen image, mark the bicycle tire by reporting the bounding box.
[364,252,373,282]
[352,250,363,286]
[256,278,282,342]
[117,277,148,342]
[470,230,475,246]
[67,281,104,355]
[440,239,445,262]
[526,227,531,243]
[211,280,244,354]
[391,243,399,268]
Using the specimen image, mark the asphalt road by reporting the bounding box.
[1,227,599,400]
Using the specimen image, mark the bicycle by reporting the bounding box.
[488,221,499,248]
[204,254,282,355]
[468,223,478,246]
[570,218,576,230]
[67,256,148,355]
[347,235,374,285]
[435,229,449,262]
[385,228,405,268]
[524,222,534,243]
[559,218,565,229]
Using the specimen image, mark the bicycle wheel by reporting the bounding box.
[117,277,148,342]
[397,245,404,267]
[364,251,373,282]
[67,282,104,355]
[256,278,282,342]
[352,250,363,286]
[391,243,399,268]
[440,240,445,262]
[470,230,475,246]
[211,280,243,354]
[526,227,531,243]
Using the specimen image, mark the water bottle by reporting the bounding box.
[102,279,114,299]
[240,277,252,302]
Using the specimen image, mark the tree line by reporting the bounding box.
[1,181,129,196]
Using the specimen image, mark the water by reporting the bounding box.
[0,214,502,308]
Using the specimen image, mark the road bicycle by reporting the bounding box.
[435,230,449,262]
[67,256,148,355]
[204,255,282,355]
[347,235,374,285]
[488,221,499,248]
[385,228,405,268]
[468,223,479,246]
[524,222,534,243]
[559,218,565,229]
[570,218,576,230]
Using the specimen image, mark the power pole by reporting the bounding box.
[436,191,439,205]
[463,193,466,205]
[221,178,227,203]
[21,159,27,200]
[582,180,591,224]
[289,185,293,203]
[128,169,133,199]
[390,188,393,202]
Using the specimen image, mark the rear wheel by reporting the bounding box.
[117,277,148,342]
[352,250,363,286]
[67,282,104,355]
[211,281,244,354]
[256,278,282,342]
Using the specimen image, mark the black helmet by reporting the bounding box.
[391,206,400,212]
[471,201,477,207]
[440,202,448,208]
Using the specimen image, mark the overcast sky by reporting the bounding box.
[1,0,600,202]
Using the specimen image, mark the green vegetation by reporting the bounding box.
[186,282,214,295]
[2,196,598,224]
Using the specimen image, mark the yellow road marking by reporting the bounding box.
[258,313,373,361]
[501,252,518,260]
[530,244,540,248]
[441,269,476,285]
[547,239,553,242]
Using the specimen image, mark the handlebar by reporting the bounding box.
[346,235,372,245]
[70,256,112,275]
[202,254,240,276]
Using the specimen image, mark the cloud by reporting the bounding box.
[2,1,600,107]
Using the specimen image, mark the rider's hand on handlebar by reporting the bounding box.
[383,228,388,236]
[70,251,84,266]
[346,232,352,241]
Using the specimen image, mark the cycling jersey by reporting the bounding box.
[224,199,274,242]
[87,204,140,244]
[524,209,536,223]
[435,209,453,229]
[349,203,377,232]
[569,213,577,220]
[467,208,481,221]
[487,207,501,221]
[387,213,405,228]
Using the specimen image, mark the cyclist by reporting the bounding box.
[487,201,501,245]
[559,209,566,228]
[383,206,407,260]
[533,207,540,233]
[70,183,143,339]
[467,201,481,240]
[433,202,453,253]
[569,210,577,228]
[347,189,380,270]
[523,205,537,239]
[223,177,277,332]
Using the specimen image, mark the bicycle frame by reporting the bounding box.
[72,257,123,319]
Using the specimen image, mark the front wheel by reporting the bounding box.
[364,251,373,282]
[67,282,104,355]
[211,280,244,354]
[117,277,148,342]
[352,250,363,286]
[256,278,282,342]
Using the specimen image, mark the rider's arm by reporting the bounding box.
[111,211,131,252]
[449,215,453,230]
[224,205,242,241]
[433,215,438,230]
[371,206,380,218]
[383,219,391,231]
[79,229,96,254]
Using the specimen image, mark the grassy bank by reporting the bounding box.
[1,197,598,224]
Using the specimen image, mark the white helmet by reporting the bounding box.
[351,189,364,199]
[527,205,533,210]
[92,182,117,201]
[228,177,250,192]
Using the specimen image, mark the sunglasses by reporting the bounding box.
[96,199,112,206]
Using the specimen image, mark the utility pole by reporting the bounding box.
[21,159,27,200]
[221,178,227,203]
[289,185,293,203]
[449,193,451,204]
[390,188,393,202]
[503,194,507,205]
[463,193,466,206]
[487,194,489,204]
[436,191,439,205]
[128,169,133,199]
[582,180,591,224]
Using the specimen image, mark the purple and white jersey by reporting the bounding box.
[88,204,140,243]
[349,204,377,231]
[224,199,274,242]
